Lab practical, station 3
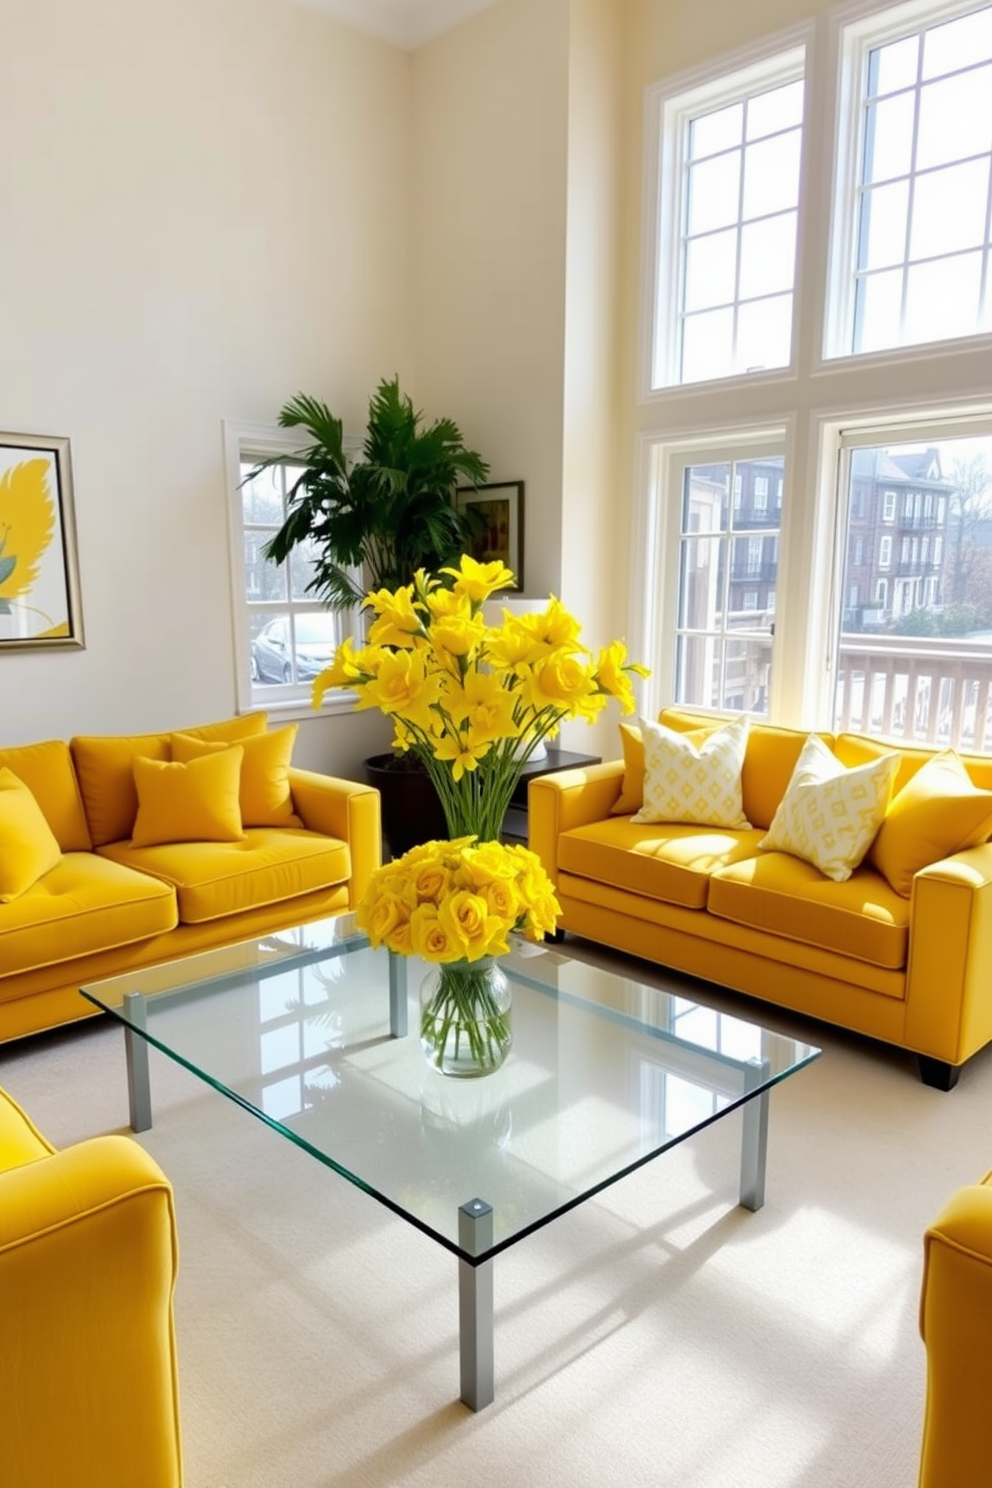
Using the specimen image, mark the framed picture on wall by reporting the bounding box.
[0,432,85,650]
[455,480,524,591]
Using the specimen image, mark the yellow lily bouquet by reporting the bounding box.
[313,553,648,843]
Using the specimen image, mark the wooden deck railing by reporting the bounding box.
[835,635,992,752]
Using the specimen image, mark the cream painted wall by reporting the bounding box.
[0,0,407,773]
[411,0,570,602]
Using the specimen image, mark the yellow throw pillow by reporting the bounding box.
[759,734,897,882]
[868,749,992,897]
[170,725,301,827]
[632,714,751,828]
[131,748,245,848]
[611,722,717,815]
[0,767,63,902]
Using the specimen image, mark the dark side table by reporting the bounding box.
[502,747,602,844]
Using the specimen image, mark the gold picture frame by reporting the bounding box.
[0,431,85,650]
[455,481,524,591]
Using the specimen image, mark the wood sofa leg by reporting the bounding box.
[918,1056,960,1091]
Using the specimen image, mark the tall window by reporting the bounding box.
[830,0,992,358]
[637,0,992,750]
[647,46,806,389]
[224,421,358,715]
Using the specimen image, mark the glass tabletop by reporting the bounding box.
[81,916,820,1262]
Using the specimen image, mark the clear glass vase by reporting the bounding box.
[419,957,513,1077]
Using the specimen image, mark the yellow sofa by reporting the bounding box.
[529,708,992,1089]
[0,1083,183,1488]
[918,1170,992,1487]
[0,711,381,1042]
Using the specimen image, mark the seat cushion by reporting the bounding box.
[0,854,178,978]
[708,852,910,969]
[97,828,351,925]
[558,817,767,910]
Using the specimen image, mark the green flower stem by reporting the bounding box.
[421,960,511,1072]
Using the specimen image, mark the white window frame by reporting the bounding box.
[882,490,897,520]
[879,534,893,567]
[823,0,992,363]
[223,418,361,720]
[641,32,810,398]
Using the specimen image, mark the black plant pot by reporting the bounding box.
[364,753,448,859]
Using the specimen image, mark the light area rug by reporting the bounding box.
[3,936,989,1488]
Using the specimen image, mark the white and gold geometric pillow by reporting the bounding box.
[759,733,898,882]
[633,715,751,829]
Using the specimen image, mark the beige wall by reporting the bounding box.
[412,0,571,601]
[0,0,409,771]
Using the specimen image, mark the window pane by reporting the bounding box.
[905,252,984,342]
[863,92,915,183]
[910,159,989,257]
[858,180,909,270]
[689,101,743,158]
[739,212,797,298]
[682,305,735,383]
[682,464,729,531]
[289,540,321,602]
[922,6,992,80]
[917,67,992,169]
[746,79,804,140]
[868,35,919,96]
[678,535,725,628]
[722,637,772,710]
[684,227,738,311]
[686,152,741,234]
[241,464,284,525]
[835,434,992,752]
[736,292,793,372]
[855,267,904,353]
[742,131,801,218]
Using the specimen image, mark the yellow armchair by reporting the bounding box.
[0,1086,183,1488]
[918,1169,992,1488]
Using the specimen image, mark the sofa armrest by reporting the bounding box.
[289,768,382,908]
[904,843,992,1065]
[919,1174,992,1488]
[0,1134,183,1488]
[528,761,625,885]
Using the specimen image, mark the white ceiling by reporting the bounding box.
[290,0,501,49]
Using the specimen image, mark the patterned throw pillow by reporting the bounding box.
[759,734,898,882]
[632,715,751,829]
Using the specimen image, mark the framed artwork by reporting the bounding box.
[455,481,524,591]
[0,432,84,650]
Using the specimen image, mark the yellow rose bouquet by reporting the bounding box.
[356,835,560,1074]
[313,554,648,843]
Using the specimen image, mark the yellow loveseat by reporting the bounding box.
[0,1083,183,1488]
[0,711,381,1042]
[530,708,992,1089]
[918,1169,992,1487]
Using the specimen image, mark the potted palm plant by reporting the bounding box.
[250,376,491,855]
[255,375,490,608]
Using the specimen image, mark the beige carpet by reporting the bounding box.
[3,937,987,1488]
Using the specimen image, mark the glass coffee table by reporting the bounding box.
[81,917,820,1410]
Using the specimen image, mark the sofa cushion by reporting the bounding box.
[658,709,835,829]
[867,750,992,896]
[611,721,712,816]
[0,1085,54,1169]
[132,749,245,847]
[759,734,898,882]
[0,770,63,903]
[171,726,303,828]
[0,854,178,978]
[632,715,750,828]
[834,732,992,795]
[0,740,91,851]
[708,853,909,969]
[71,712,268,847]
[97,828,351,925]
[558,817,767,910]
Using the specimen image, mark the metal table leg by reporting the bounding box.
[388,952,408,1038]
[739,1055,771,1212]
[123,992,152,1133]
[458,1198,495,1410]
